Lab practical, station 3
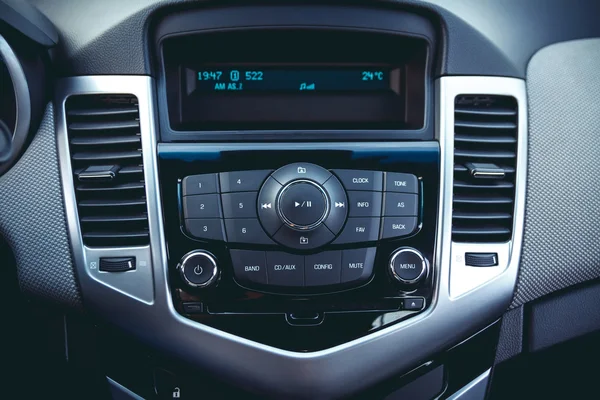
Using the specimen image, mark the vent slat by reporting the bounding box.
[71,150,141,162]
[452,227,511,236]
[70,135,141,146]
[454,134,517,144]
[454,150,516,159]
[76,182,145,192]
[81,214,147,223]
[454,107,516,117]
[453,212,512,220]
[67,106,138,117]
[454,120,516,130]
[454,180,514,189]
[79,199,147,207]
[454,195,513,205]
[452,94,518,243]
[67,94,148,247]
[69,120,140,131]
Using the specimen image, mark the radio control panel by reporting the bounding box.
[159,144,438,351]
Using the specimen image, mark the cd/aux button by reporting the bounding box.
[266,252,304,287]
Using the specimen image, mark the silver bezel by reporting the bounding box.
[55,76,527,398]
[276,179,330,231]
[389,247,428,284]
[178,250,219,289]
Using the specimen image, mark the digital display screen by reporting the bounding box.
[194,67,399,93]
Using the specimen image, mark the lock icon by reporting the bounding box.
[172,387,181,398]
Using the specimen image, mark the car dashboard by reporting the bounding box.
[1,1,600,399]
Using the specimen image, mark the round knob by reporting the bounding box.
[178,250,219,289]
[277,179,329,231]
[389,248,428,286]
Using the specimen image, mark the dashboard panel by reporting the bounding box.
[0,1,599,399]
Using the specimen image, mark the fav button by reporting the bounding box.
[341,248,376,284]
[266,252,305,287]
[333,218,380,244]
[220,170,272,193]
[332,170,383,191]
[348,191,383,217]
[230,250,267,285]
[385,173,418,193]
[383,193,419,216]
[305,251,342,286]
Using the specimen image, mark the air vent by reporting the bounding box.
[66,94,149,247]
[452,95,518,242]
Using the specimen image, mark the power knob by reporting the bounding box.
[178,250,219,289]
[389,248,428,287]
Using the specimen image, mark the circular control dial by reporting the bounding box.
[389,248,428,285]
[178,250,219,289]
[277,180,329,230]
[257,163,348,249]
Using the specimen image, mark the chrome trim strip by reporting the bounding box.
[56,76,526,399]
[446,369,491,400]
[107,377,145,400]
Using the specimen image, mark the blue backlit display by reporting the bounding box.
[196,68,391,93]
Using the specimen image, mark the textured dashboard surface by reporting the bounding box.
[29,0,600,78]
[511,38,600,307]
[0,104,82,309]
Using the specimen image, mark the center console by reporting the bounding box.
[160,143,438,350]
[154,8,438,351]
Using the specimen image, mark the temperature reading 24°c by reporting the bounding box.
[362,71,384,81]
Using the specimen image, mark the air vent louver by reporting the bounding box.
[452,95,518,242]
[66,95,149,247]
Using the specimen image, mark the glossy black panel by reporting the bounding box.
[158,142,439,351]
